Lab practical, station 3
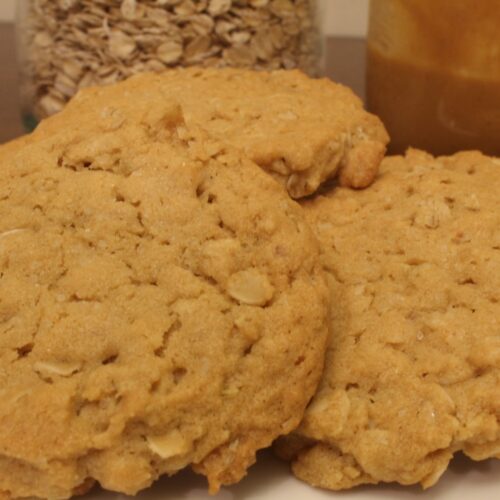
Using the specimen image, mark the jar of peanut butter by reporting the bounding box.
[367,0,500,156]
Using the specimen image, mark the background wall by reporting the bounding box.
[0,0,370,36]
[0,1,15,21]
[325,0,369,36]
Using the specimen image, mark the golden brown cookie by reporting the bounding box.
[38,68,389,198]
[276,150,500,489]
[0,101,329,499]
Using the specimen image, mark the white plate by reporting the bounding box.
[87,451,499,500]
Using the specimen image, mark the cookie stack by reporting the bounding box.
[0,69,498,499]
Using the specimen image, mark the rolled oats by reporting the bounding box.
[19,0,321,121]
[227,269,275,306]
[157,40,184,64]
[146,430,191,459]
[208,0,232,16]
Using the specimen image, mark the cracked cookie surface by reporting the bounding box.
[0,102,329,499]
[38,68,389,198]
[275,150,500,490]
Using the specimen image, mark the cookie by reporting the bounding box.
[0,102,329,499]
[276,150,500,489]
[38,68,389,198]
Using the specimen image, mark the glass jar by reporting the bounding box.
[16,0,323,127]
[367,0,500,156]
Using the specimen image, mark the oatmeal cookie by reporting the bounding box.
[0,103,328,499]
[38,68,389,198]
[276,150,500,489]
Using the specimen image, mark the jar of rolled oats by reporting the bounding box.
[17,0,323,127]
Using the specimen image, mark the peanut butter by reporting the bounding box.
[367,0,500,156]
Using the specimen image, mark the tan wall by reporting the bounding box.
[0,0,369,36]
[325,0,369,36]
[0,0,15,21]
